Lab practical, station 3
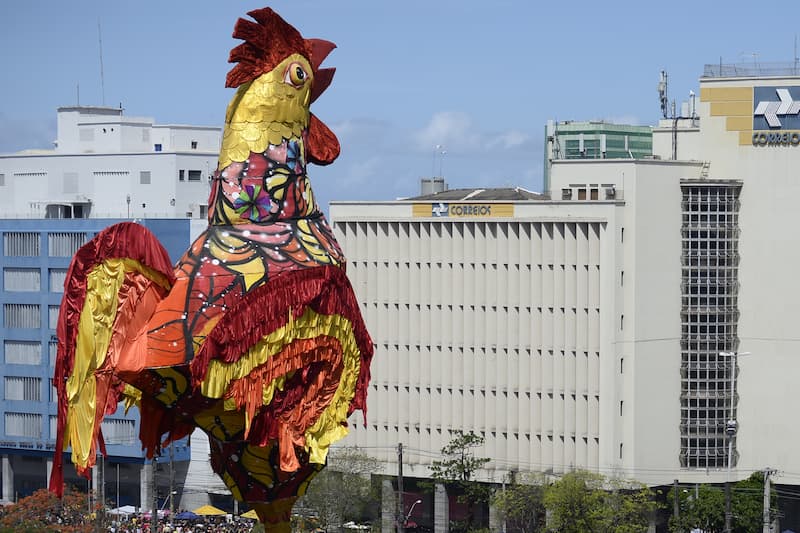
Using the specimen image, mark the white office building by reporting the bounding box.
[330,63,800,529]
[0,105,219,220]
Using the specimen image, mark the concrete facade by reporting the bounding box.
[329,63,800,528]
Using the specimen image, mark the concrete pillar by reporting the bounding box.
[434,483,448,533]
[489,496,503,533]
[141,462,154,513]
[2,455,13,502]
[382,478,397,533]
[46,458,53,489]
[92,462,99,508]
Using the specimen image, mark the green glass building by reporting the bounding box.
[543,120,653,192]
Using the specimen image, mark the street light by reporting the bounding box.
[719,350,750,533]
[405,499,422,528]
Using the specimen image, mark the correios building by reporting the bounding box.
[330,62,800,530]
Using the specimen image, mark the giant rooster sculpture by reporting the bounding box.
[48,7,373,530]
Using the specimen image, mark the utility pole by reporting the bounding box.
[397,443,404,533]
[673,479,680,524]
[97,456,105,533]
[151,457,158,533]
[169,444,175,528]
[763,467,775,533]
[720,350,747,533]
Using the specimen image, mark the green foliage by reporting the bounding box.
[430,430,491,484]
[543,470,658,533]
[667,471,776,533]
[429,430,492,532]
[296,446,381,531]
[491,473,546,533]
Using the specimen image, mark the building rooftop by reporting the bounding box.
[702,61,800,79]
[408,187,546,202]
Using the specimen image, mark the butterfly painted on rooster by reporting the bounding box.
[49,7,373,531]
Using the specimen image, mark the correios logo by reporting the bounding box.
[752,86,800,146]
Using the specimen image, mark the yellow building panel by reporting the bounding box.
[726,116,752,132]
[739,131,752,145]
[448,203,514,218]
[412,204,431,217]
[700,86,752,102]
[411,203,515,218]
[710,101,752,117]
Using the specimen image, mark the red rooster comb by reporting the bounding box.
[226,7,336,92]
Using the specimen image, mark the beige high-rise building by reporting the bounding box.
[330,62,800,529]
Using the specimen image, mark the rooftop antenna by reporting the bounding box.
[98,18,106,106]
[658,71,669,119]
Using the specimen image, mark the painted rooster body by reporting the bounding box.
[50,8,372,530]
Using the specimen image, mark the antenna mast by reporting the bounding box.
[658,71,669,119]
[98,19,106,106]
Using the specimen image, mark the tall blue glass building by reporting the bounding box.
[0,218,193,506]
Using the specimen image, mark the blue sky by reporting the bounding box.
[2,1,799,210]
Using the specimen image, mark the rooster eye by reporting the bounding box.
[284,62,308,88]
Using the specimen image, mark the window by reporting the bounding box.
[140,171,151,185]
[49,342,58,366]
[620,357,624,374]
[3,232,40,256]
[102,419,137,445]
[49,306,60,329]
[48,232,86,257]
[577,188,587,200]
[3,268,41,291]
[179,170,185,182]
[5,377,41,401]
[49,269,67,292]
[5,413,42,438]
[191,140,198,149]
[154,143,162,152]
[187,170,202,182]
[619,443,623,459]
[3,304,41,328]
[620,400,624,416]
[0,173,5,186]
[590,188,599,200]
[4,341,42,365]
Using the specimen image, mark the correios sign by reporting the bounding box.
[752,86,800,146]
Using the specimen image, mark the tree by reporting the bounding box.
[0,486,95,532]
[543,470,658,533]
[668,483,724,533]
[297,446,381,532]
[491,473,546,533]
[429,430,491,532]
[667,471,776,533]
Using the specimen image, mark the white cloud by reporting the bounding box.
[487,129,531,150]
[414,111,482,152]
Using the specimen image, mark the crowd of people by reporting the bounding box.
[108,514,255,532]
